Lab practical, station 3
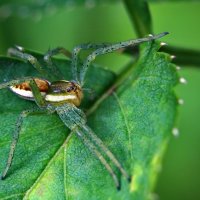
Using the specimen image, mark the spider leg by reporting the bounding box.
[71,43,110,83]
[76,128,120,189]
[7,47,47,77]
[79,32,168,85]
[82,125,131,182]
[0,77,33,89]
[1,108,48,180]
[29,79,47,108]
[56,103,125,189]
[43,47,72,79]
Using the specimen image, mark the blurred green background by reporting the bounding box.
[0,1,200,199]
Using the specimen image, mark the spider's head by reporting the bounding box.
[45,80,83,106]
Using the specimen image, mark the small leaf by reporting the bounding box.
[0,41,178,199]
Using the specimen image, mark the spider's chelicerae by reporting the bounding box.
[0,32,168,189]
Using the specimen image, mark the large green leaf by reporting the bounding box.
[0,41,178,199]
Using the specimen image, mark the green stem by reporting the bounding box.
[123,45,200,67]
[162,45,200,67]
[123,0,152,37]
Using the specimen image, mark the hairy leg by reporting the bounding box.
[82,125,130,181]
[56,103,128,188]
[71,43,110,83]
[0,77,33,89]
[80,32,168,85]
[29,79,47,108]
[8,47,47,77]
[76,128,120,189]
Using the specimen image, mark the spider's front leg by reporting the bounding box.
[79,32,169,85]
[56,103,130,189]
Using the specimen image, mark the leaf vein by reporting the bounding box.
[23,132,73,199]
[113,92,133,160]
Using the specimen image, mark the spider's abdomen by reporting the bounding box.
[10,79,83,107]
[10,78,49,101]
[45,80,83,107]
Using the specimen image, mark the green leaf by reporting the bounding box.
[0,41,178,199]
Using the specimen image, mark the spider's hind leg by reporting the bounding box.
[0,108,47,180]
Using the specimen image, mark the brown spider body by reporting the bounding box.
[10,79,83,107]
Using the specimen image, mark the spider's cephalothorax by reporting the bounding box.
[45,80,83,106]
[0,32,168,189]
[10,79,83,106]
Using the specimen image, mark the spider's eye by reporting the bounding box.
[66,85,75,92]
[49,81,76,94]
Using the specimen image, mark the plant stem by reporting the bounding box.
[123,0,152,37]
[123,45,200,67]
[162,45,200,67]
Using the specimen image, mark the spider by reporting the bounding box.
[0,32,168,189]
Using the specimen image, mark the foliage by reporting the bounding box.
[0,41,178,199]
[1,0,198,199]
